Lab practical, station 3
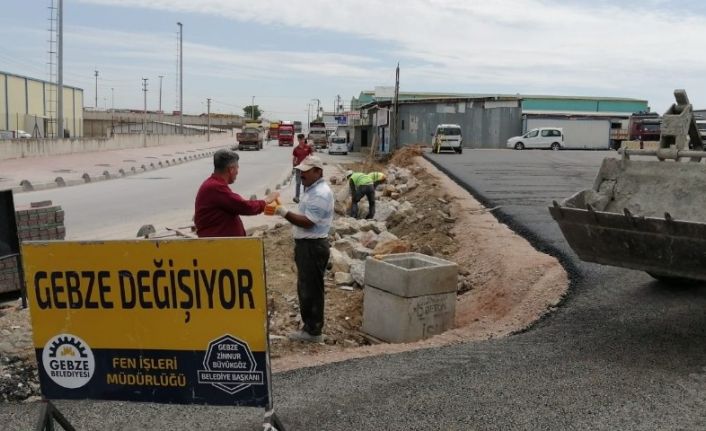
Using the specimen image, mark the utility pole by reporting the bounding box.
[392,62,400,152]
[94,69,99,108]
[207,98,211,142]
[251,96,255,120]
[307,103,311,127]
[142,77,148,133]
[110,87,114,110]
[158,75,164,112]
[57,0,64,138]
[177,22,183,134]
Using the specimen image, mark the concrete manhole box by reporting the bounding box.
[362,253,458,343]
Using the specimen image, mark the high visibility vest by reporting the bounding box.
[350,172,373,186]
[368,172,386,182]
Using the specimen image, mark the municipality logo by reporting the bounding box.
[42,334,95,389]
[197,334,264,395]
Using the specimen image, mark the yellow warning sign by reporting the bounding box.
[23,238,267,350]
[22,238,271,406]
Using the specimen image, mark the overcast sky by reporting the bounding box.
[1,0,705,123]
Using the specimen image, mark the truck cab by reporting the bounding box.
[278,123,295,146]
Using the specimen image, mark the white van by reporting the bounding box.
[431,124,463,154]
[507,127,564,150]
[328,136,348,155]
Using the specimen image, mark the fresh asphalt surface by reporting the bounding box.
[3,149,706,429]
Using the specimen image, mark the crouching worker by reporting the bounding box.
[346,170,375,219]
[265,155,333,342]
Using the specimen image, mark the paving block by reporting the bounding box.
[361,285,456,343]
[364,252,458,297]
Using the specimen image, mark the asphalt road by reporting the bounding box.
[3,149,706,430]
[12,141,294,239]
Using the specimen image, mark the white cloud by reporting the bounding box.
[71,0,706,111]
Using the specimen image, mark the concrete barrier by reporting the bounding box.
[0,134,231,161]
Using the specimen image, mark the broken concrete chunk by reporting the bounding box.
[329,248,352,273]
[350,261,366,286]
[334,272,354,285]
[351,244,374,260]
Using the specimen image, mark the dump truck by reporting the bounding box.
[549,90,706,283]
[309,121,328,149]
[235,126,264,151]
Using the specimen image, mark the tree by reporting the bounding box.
[243,105,262,120]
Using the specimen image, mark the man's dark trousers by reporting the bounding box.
[351,184,375,219]
[294,238,330,336]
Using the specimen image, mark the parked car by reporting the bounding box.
[507,127,564,150]
[431,124,463,154]
[328,136,348,155]
[15,130,32,139]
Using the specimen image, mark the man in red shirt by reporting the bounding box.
[292,133,314,203]
[194,149,279,237]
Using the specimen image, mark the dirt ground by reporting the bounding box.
[267,149,568,372]
[0,148,569,400]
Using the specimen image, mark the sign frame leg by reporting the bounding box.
[263,408,286,431]
[35,400,76,431]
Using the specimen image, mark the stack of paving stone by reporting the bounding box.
[0,201,66,294]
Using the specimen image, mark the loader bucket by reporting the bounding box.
[549,157,706,281]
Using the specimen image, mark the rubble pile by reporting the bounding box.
[0,355,40,402]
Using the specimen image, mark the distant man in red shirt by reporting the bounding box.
[292,133,314,203]
[194,149,279,237]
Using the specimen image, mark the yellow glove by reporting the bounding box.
[264,198,280,216]
[264,199,288,217]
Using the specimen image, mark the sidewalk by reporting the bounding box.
[0,135,234,194]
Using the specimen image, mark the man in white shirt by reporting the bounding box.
[266,155,334,342]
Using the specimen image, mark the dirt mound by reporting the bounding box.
[266,155,568,372]
[389,145,425,167]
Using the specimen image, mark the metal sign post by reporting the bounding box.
[22,238,284,430]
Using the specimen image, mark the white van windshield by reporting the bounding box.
[437,127,461,136]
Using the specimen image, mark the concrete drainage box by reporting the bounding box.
[362,253,458,343]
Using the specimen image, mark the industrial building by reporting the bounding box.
[348,90,649,152]
[0,71,84,138]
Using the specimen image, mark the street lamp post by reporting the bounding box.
[251,96,255,120]
[311,98,320,121]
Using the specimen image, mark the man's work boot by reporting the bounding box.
[287,330,323,343]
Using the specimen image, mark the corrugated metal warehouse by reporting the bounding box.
[0,71,84,138]
[350,90,649,152]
